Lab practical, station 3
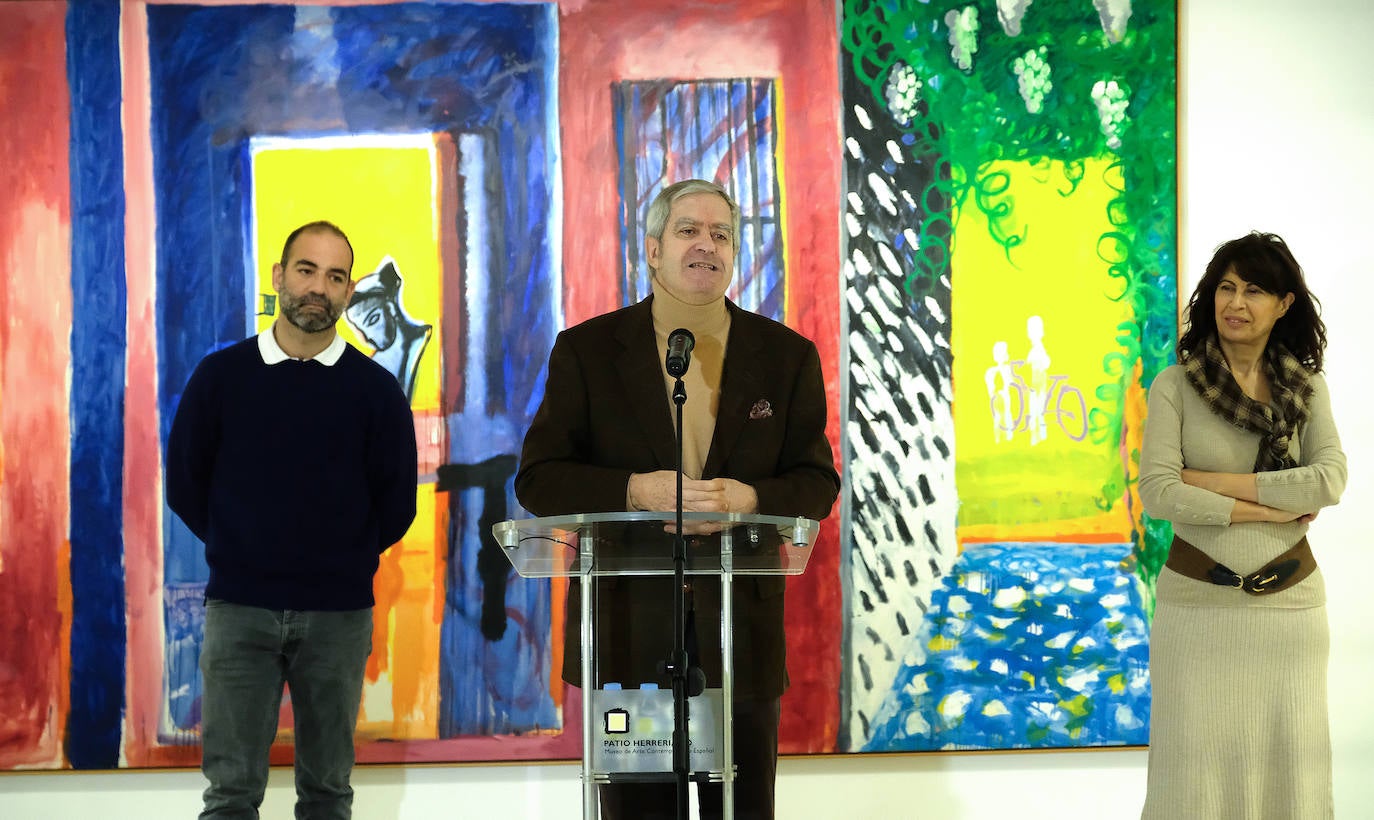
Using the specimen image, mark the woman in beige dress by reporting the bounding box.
[1139,232,1346,819]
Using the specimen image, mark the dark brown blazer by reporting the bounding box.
[515,296,839,698]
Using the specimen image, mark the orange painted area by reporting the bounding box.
[361,486,442,740]
[958,508,1133,546]
[56,539,73,767]
[1120,359,1148,534]
[549,576,567,709]
[431,492,450,627]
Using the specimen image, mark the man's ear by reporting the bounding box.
[271,262,284,293]
[645,235,660,275]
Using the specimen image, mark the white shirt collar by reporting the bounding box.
[257,324,348,366]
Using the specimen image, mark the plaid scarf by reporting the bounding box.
[1182,335,1312,471]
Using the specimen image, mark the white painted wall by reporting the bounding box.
[3,0,1371,817]
[1180,0,1374,814]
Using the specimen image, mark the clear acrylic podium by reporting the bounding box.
[491,511,819,820]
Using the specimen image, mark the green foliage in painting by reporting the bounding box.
[1138,513,1174,617]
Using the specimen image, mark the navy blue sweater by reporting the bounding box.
[166,337,418,611]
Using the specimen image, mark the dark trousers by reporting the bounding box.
[198,600,373,820]
[598,698,781,820]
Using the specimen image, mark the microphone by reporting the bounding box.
[665,328,695,378]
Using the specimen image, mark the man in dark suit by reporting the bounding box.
[515,179,839,819]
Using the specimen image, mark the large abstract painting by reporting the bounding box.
[840,0,1176,750]
[0,0,1173,771]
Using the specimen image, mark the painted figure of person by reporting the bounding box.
[166,220,418,819]
[515,179,840,819]
[344,257,433,403]
[1139,232,1345,818]
[985,339,1014,442]
[1025,314,1051,445]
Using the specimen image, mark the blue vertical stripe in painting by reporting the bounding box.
[147,2,561,737]
[65,0,128,770]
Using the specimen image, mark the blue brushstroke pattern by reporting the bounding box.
[863,542,1151,751]
[148,3,560,739]
[65,0,128,770]
[441,479,558,736]
[614,80,784,319]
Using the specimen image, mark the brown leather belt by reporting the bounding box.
[1165,535,1316,595]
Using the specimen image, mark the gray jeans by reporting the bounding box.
[199,600,373,820]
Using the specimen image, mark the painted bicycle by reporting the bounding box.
[987,359,1088,443]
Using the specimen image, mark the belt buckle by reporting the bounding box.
[1207,564,1244,589]
[1244,558,1298,594]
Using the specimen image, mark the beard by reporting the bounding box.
[280,290,342,334]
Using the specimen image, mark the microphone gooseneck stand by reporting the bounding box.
[669,373,690,820]
[662,326,696,820]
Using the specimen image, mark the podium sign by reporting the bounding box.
[592,687,723,773]
[492,511,818,820]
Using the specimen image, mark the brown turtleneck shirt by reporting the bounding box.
[650,284,730,480]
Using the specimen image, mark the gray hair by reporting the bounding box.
[644,179,741,250]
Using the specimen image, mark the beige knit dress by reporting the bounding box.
[1138,365,1346,820]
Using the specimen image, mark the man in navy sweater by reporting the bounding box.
[167,221,418,819]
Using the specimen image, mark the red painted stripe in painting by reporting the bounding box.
[0,0,74,771]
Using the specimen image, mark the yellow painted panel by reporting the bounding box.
[951,157,1133,537]
[252,142,445,739]
[252,144,442,412]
